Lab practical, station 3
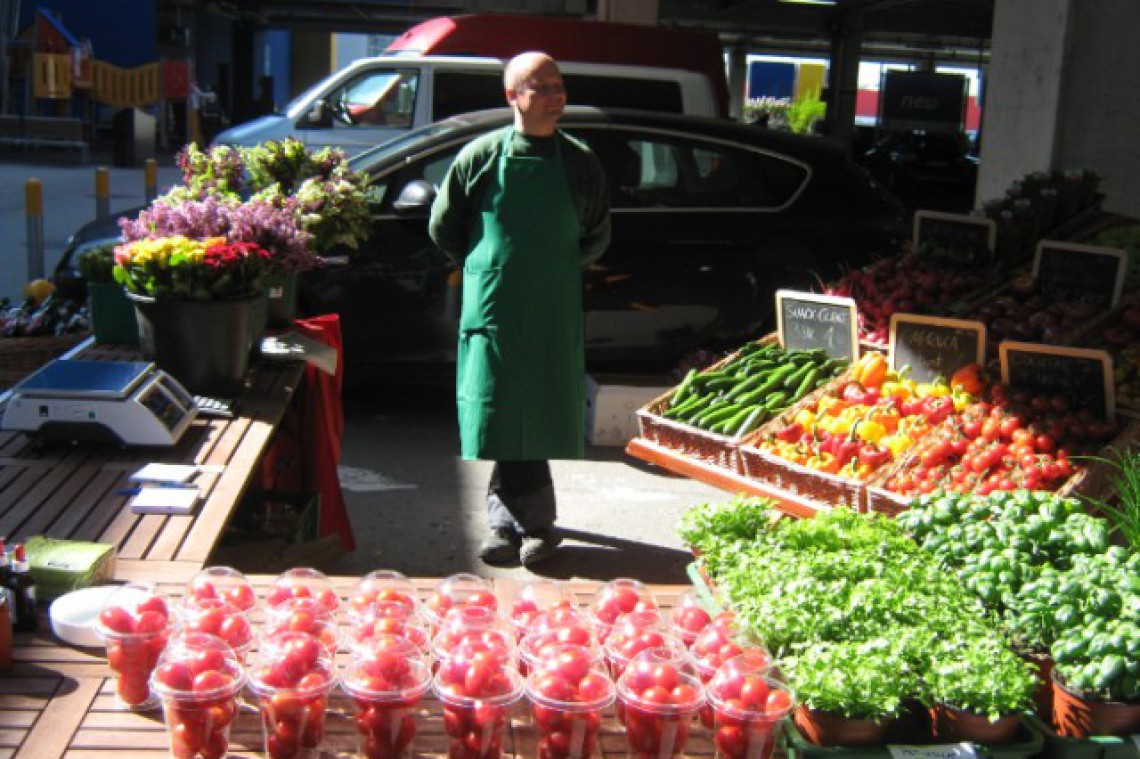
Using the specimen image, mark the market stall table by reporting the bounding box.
[5,578,714,759]
[0,340,306,582]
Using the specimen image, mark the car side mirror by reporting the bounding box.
[303,100,333,128]
[393,179,437,214]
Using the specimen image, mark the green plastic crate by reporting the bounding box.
[782,713,1046,759]
[685,561,724,615]
[1024,713,1139,759]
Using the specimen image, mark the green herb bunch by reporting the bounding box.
[1081,448,1140,549]
[76,243,118,284]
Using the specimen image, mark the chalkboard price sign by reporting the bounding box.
[1000,342,1115,420]
[1032,240,1126,310]
[776,290,858,361]
[914,210,996,266]
[889,314,986,383]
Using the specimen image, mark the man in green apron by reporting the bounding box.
[429,52,611,567]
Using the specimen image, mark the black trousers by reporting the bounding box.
[485,460,557,535]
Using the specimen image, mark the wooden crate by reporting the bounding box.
[0,332,89,390]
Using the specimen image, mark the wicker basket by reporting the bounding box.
[0,333,89,391]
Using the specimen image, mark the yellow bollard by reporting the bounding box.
[145,158,158,203]
[95,166,110,222]
[25,178,45,280]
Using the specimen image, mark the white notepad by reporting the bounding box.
[130,487,200,515]
[130,463,200,484]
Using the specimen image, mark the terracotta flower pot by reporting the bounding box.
[931,703,1023,744]
[793,706,895,747]
[1052,674,1140,738]
[1018,648,1054,720]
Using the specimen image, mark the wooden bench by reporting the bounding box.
[0,115,89,163]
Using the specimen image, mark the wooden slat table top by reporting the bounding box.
[0,342,305,579]
[8,578,712,759]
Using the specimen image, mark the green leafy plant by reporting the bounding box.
[787,89,826,135]
[76,243,118,284]
[677,495,778,551]
[783,638,918,720]
[926,635,1037,720]
[1080,448,1140,548]
[1052,615,1140,702]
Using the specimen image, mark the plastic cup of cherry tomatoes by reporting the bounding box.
[345,600,431,657]
[265,567,341,616]
[262,596,341,655]
[433,640,525,759]
[583,578,657,644]
[247,630,338,759]
[422,573,498,636]
[184,566,258,613]
[615,647,706,759]
[705,656,794,759]
[690,617,771,730]
[668,591,713,648]
[505,579,577,639]
[431,605,512,661]
[346,570,421,624]
[150,632,246,759]
[341,635,434,759]
[95,583,175,710]
[525,644,616,759]
[603,610,675,681]
[178,597,255,663]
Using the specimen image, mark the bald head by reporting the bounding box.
[504,52,558,92]
[503,51,566,136]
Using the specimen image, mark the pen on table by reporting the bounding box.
[115,483,200,496]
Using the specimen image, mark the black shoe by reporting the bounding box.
[520,528,562,567]
[479,528,521,566]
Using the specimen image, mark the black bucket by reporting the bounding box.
[129,293,257,397]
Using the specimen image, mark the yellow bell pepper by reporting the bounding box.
[794,409,817,428]
[855,419,886,444]
[884,433,914,458]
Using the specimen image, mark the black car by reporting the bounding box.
[56,107,906,381]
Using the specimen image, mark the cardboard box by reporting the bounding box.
[585,374,672,446]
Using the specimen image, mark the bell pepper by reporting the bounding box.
[776,423,804,443]
[922,396,955,425]
[855,419,887,444]
[842,382,868,404]
[858,443,892,467]
[853,353,888,388]
[807,452,841,474]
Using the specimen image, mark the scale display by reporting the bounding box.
[1,360,198,446]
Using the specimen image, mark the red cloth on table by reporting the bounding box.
[258,313,356,551]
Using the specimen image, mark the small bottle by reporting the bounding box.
[5,544,36,633]
[0,592,11,669]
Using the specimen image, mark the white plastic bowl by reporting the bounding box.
[50,585,122,648]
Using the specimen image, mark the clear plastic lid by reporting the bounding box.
[505,579,576,634]
[604,610,675,669]
[184,566,257,612]
[262,597,341,654]
[668,590,713,646]
[691,613,768,680]
[247,630,337,696]
[265,567,340,614]
[177,596,254,654]
[347,569,420,622]
[341,635,433,703]
[150,631,245,701]
[525,643,615,712]
[432,624,516,669]
[433,649,524,709]
[616,646,705,715]
[95,583,174,640]
[345,600,430,655]
[422,573,497,628]
[519,619,602,672]
[584,578,657,637]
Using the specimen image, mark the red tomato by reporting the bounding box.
[156,662,194,691]
[765,687,792,715]
[577,673,611,703]
[223,584,257,611]
[739,676,770,709]
[99,606,136,634]
[535,674,575,702]
[135,610,169,635]
[193,670,231,693]
[136,596,169,618]
[187,647,227,677]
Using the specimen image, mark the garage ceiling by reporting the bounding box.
[193,0,993,61]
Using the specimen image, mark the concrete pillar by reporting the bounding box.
[727,46,748,122]
[979,0,1140,216]
[825,11,863,148]
[975,0,1070,204]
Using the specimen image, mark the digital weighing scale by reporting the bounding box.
[1,360,198,446]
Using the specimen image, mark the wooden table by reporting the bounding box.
[0,341,306,582]
[4,578,714,759]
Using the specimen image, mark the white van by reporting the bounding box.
[211,56,718,155]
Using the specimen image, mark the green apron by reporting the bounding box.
[457,130,585,461]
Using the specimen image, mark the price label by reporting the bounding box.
[1000,342,1115,420]
[776,290,858,361]
[1032,240,1126,310]
[914,210,996,266]
[889,314,985,384]
[888,744,978,759]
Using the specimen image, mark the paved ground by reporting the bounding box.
[1,147,731,584]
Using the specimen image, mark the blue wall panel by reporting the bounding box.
[21,1,157,68]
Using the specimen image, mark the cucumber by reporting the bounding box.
[716,403,760,435]
[736,364,797,405]
[693,402,743,429]
[763,390,790,410]
[782,361,815,391]
[793,367,821,400]
[671,368,699,406]
[723,368,777,401]
[734,405,771,436]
